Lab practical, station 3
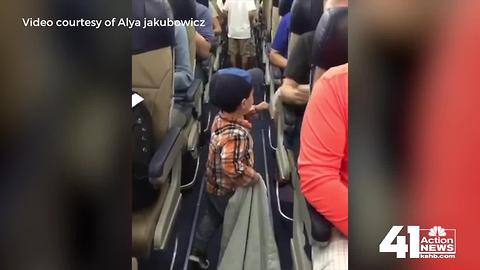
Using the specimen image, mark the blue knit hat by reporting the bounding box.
[210,68,253,112]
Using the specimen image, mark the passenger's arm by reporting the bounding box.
[249,10,257,26]
[174,26,193,90]
[279,78,310,105]
[245,101,269,119]
[195,32,212,60]
[202,8,215,42]
[212,16,222,34]
[247,0,257,24]
[298,75,348,236]
[269,49,288,69]
[270,12,289,69]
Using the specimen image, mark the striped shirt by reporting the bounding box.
[206,112,258,195]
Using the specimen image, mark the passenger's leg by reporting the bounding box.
[195,62,207,84]
[280,103,305,160]
[291,114,304,160]
[192,193,232,254]
[240,39,252,69]
[228,38,238,67]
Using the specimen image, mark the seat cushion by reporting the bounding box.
[132,184,169,257]
[170,103,192,129]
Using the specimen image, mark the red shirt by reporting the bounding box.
[298,64,348,236]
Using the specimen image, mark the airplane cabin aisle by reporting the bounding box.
[139,72,295,270]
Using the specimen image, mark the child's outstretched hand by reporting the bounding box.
[246,102,269,120]
[254,101,269,111]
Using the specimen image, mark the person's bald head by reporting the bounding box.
[324,0,348,10]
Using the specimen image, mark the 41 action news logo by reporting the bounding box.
[379,226,456,259]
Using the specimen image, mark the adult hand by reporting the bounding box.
[255,101,269,111]
[279,84,310,105]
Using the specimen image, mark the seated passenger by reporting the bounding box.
[276,30,313,157]
[269,11,291,70]
[209,0,222,35]
[298,64,348,268]
[279,30,313,106]
[312,0,348,81]
[223,0,257,69]
[279,0,348,106]
[195,2,215,59]
[174,25,194,91]
[277,0,348,156]
[189,68,267,269]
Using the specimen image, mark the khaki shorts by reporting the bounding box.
[228,38,254,58]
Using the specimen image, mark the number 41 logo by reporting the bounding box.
[379,226,420,258]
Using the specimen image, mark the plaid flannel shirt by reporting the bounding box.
[206,112,257,195]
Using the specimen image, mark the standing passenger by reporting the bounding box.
[223,0,257,68]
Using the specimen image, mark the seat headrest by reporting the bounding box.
[168,0,196,20]
[290,0,324,35]
[279,0,293,16]
[311,7,348,69]
[132,0,175,54]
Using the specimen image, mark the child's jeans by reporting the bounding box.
[193,192,233,254]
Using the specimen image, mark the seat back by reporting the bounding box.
[271,0,279,41]
[132,0,177,258]
[289,0,323,56]
[132,0,175,147]
[168,0,197,70]
[279,0,293,16]
[263,0,272,36]
[311,7,348,80]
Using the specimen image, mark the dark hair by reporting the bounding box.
[210,68,253,113]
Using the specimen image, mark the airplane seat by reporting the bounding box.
[168,0,204,161]
[267,0,297,113]
[132,0,185,258]
[273,0,322,183]
[271,0,280,41]
[288,0,323,56]
[168,0,202,106]
[210,0,224,73]
[311,7,348,82]
[261,0,274,89]
[290,8,348,270]
[168,0,197,71]
[268,0,282,78]
[270,0,292,54]
[305,5,348,241]
[262,0,272,41]
[278,0,293,16]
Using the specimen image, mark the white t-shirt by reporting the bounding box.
[209,1,218,17]
[223,0,256,39]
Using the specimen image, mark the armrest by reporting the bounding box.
[174,79,202,103]
[307,202,332,242]
[148,127,184,186]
